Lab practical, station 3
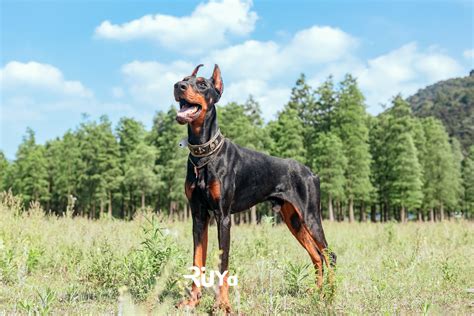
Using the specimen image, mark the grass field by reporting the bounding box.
[0,195,472,315]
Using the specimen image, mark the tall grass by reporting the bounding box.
[0,192,472,314]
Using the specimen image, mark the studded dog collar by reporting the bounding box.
[188,129,225,158]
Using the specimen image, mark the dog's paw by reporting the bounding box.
[176,296,201,309]
[213,300,232,314]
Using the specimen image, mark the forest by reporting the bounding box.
[1,73,473,223]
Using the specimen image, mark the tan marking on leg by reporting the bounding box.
[185,181,195,200]
[208,179,221,201]
[178,217,209,309]
[280,202,324,288]
[215,273,231,313]
[287,202,331,268]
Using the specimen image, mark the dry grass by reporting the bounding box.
[0,192,472,314]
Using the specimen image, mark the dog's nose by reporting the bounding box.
[178,82,188,91]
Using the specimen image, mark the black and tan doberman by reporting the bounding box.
[174,64,336,313]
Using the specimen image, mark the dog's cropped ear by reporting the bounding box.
[191,64,204,77]
[211,64,224,97]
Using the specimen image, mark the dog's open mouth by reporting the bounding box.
[176,99,202,124]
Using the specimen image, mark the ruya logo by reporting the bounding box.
[183,266,238,287]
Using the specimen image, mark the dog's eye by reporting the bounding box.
[198,82,207,89]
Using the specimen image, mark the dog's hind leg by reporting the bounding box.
[280,201,325,288]
[306,216,334,267]
[308,176,336,269]
[305,213,337,289]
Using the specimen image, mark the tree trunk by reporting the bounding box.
[100,200,104,217]
[359,201,366,222]
[328,194,334,222]
[417,210,423,222]
[400,206,406,223]
[348,198,354,223]
[108,192,113,218]
[251,205,257,224]
[169,201,174,221]
[440,204,445,221]
[336,200,341,221]
[370,204,376,222]
[231,214,235,226]
[124,199,128,220]
[429,208,434,222]
[141,192,145,210]
[92,201,96,219]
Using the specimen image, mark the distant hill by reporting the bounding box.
[407,71,474,152]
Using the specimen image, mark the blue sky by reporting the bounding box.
[1,0,472,159]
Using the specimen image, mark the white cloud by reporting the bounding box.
[119,24,357,118]
[120,59,292,119]
[111,86,125,98]
[0,61,139,141]
[0,61,92,97]
[463,49,474,60]
[283,26,358,64]
[206,40,282,81]
[354,42,464,112]
[95,0,258,54]
[121,60,195,107]
[204,26,357,82]
[220,79,291,119]
[118,28,464,118]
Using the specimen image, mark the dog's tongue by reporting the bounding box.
[176,105,198,123]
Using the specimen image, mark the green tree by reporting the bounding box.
[148,107,187,216]
[385,97,423,222]
[422,118,455,221]
[116,118,146,158]
[243,96,272,151]
[97,117,123,218]
[334,74,373,222]
[369,113,395,222]
[462,146,474,217]
[124,141,159,210]
[268,107,306,164]
[304,77,338,164]
[76,116,122,218]
[286,74,321,164]
[219,101,268,151]
[312,132,347,221]
[116,118,146,217]
[0,152,9,191]
[313,76,337,134]
[447,138,464,212]
[45,131,83,213]
[287,73,315,117]
[12,128,50,205]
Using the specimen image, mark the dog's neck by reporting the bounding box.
[188,106,219,145]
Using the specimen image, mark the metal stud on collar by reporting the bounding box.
[188,130,224,158]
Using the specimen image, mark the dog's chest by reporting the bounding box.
[191,171,221,207]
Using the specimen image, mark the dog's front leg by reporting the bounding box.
[178,203,209,309]
[215,213,232,313]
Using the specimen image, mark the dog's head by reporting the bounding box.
[174,64,223,127]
